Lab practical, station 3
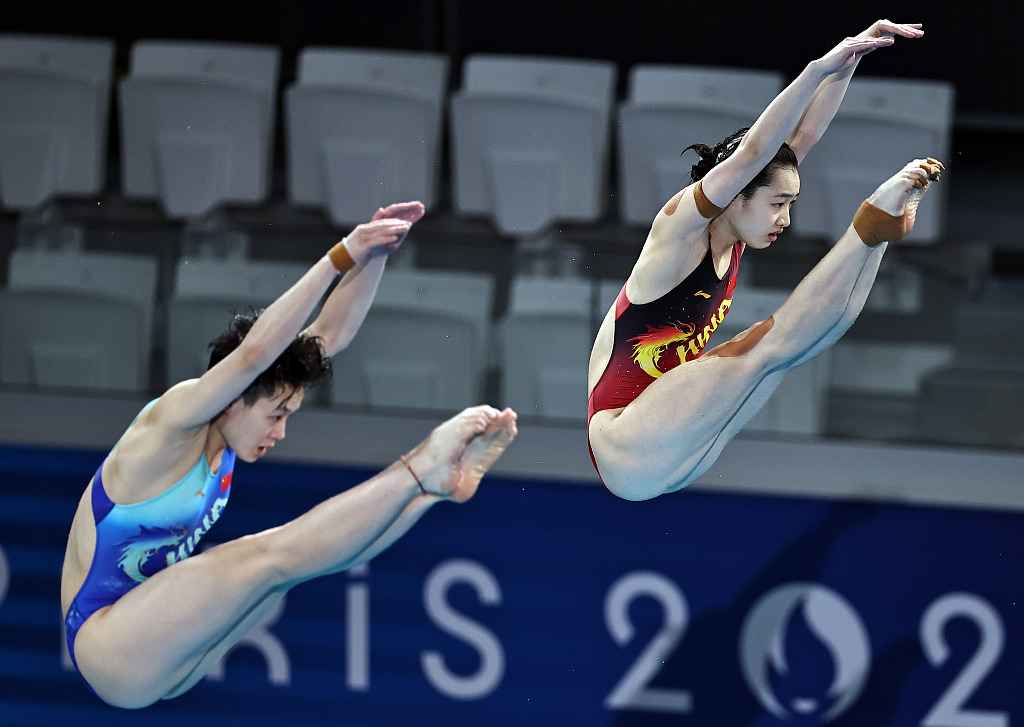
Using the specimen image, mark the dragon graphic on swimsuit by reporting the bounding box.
[116,525,188,583]
[629,321,698,378]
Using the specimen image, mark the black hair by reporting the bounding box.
[682,127,799,201]
[207,310,332,406]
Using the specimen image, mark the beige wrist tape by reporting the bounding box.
[853,200,906,247]
[328,238,356,273]
[693,179,726,220]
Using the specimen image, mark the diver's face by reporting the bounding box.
[732,166,800,249]
[221,386,304,462]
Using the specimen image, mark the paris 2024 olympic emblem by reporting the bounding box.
[739,582,871,722]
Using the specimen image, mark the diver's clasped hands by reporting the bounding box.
[812,19,923,77]
[858,19,924,42]
[343,201,426,263]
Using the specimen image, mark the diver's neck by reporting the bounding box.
[708,218,739,260]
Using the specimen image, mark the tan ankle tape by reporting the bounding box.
[693,179,725,220]
[328,238,356,273]
[852,200,906,247]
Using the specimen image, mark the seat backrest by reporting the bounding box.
[597,279,623,313]
[284,85,442,223]
[499,313,591,420]
[330,310,482,410]
[173,257,309,301]
[461,54,616,112]
[7,248,158,307]
[500,276,608,420]
[118,80,271,217]
[0,33,114,83]
[285,47,449,226]
[369,268,494,368]
[0,290,147,391]
[0,34,115,208]
[129,40,280,95]
[450,57,618,234]
[627,64,784,114]
[837,77,954,132]
[328,269,495,411]
[6,248,159,382]
[371,269,494,327]
[508,275,594,317]
[297,47,448,99]
[119,41,281,219]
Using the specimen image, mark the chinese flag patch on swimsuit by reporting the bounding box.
[220,472,232,492]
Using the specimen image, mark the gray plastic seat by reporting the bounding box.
[0,33,115,211]
[499,276,618,419]
[0,249,158,392]
[329,269,494,411]
[119,40,280,220]
[450,55,617,237]
[285,47,449,227]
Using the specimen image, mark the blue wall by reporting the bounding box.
[1,444,1021,725]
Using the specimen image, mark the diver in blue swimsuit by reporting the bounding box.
[63,402,236,697]
[60,202,518,708]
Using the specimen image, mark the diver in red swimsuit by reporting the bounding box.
[588,19,938,500]
[588,236,741,417]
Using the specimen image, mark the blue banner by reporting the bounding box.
[1,444,1021,726]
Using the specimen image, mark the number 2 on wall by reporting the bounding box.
[920,592,1009,727]
[603,571,692,714]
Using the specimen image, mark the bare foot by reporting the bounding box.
[407,406,518,502]
[866,158,943,234]
[449,409,518,502]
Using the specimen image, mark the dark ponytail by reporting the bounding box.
[682,127,798,200]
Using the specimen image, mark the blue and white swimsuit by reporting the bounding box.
[63,407,235,696]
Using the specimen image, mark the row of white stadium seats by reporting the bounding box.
[0,248,831,433]
[0,34,954,243]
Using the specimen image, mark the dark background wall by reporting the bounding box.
[5,1,1022,122]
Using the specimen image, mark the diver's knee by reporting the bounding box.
[598,448,669,501]
[603,474,663,502]
[590,435,662,501]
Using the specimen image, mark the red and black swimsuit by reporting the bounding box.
[587,241,742,478]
